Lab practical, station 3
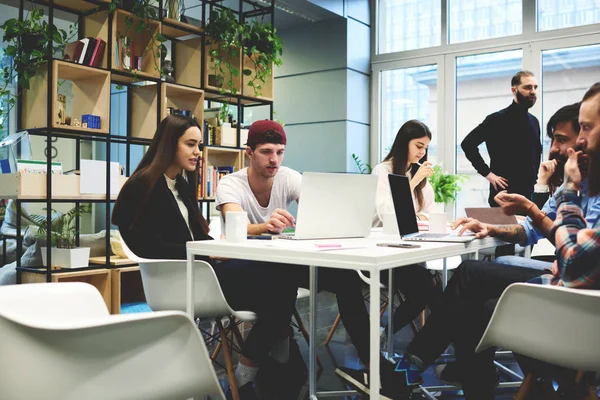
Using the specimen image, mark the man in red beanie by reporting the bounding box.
[216,120,399,398]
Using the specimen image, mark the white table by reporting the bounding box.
[186,232,504,399]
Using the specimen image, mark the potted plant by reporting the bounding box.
[428,165,467,212]
[241,20,283,97]
[351,153,372,174]
[204,8,242,95]
[0,9,74,129]
[25,205,91,269]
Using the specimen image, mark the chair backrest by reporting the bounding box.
[119,236,236,319]
[0,281,109,322]
[476,283,600,372]
[0,283,225,400]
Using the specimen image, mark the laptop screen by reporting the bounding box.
[388,174,419,236]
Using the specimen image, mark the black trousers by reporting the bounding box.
[215,259,299,365]
[290,267,371,365]
[380,264,443,334]
[407,260,545,399]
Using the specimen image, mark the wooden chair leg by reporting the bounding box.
[324,312,342,345]
[217,319,239,400]
[514,373,534,400]
[293,308,323,369]
[211,341,223,362]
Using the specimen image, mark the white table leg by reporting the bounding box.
[387,268,393,357]
[442,258,448,290]
[370,268,381,399]
[309,265,318,399]
[186,249,194,318]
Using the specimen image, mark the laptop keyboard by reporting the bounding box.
[414,233,449,238]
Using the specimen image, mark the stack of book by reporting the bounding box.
[63,38,106,68]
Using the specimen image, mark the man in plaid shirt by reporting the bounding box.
[390,83,600,399]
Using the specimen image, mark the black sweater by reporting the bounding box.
[461,101,541,200]
[112,174,212,260]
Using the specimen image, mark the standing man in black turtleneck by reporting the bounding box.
[462,70,542,207]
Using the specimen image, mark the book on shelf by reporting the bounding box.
[63,38,106,68]
[204,165,234,198]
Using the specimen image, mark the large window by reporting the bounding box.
[537,0,600,31]
[448,0,522,44]
[380,65,438,163]
[378,0,441,54]
[541,43,600,158]
[455,50,523,213]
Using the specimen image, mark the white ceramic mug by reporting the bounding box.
[225,211,247,242]
[429,212,448,234]
[382,212,399,234]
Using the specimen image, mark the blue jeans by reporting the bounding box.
[494,255,553,271]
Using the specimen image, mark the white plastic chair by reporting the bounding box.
[476,283,600,398]
[0,282,224,400]
[120,235,255,399]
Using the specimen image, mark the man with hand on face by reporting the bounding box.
[453,102,600,271]
[462,70,542,206]
[390,83,600,399]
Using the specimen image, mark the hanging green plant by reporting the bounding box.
[109,0,168,83]
[0,8,76,129]
[241,20,282,97]
[204,8,242,95]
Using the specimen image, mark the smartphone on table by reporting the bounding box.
[377,243,421,249]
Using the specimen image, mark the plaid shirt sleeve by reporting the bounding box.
[541,189,600,288]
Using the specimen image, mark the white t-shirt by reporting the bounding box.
[164,174,194,239]
[372,161,434,227]
[216,166,302,225]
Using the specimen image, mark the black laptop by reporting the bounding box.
[388,174,475,243]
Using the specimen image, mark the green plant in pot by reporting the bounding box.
[25,205,91,269]
[241,20,283,97]
[205,8,242,95]
[0,9,74,129]
[428,165,467,211]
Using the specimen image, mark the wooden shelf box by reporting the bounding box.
[0,173,127,200]
[21,269,112,312]
[130,84,159,140]
[161,83,204,123]
[111,9,162,80]
[242,55,274,101]
[204,41,241,94]
[173,37,202,88]
[201,147,244,199]
[21,60,110,134]
[111,266,145,315]
[83,10,110,70]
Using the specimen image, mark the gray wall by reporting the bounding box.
[275,2,371,174]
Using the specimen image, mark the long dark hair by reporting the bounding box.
[384,120,432,211]
[112,115,209,236]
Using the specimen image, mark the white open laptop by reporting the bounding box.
[388,174,475,243]
[280,172,377,240]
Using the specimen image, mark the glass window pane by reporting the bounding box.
[538,0,600,31]
[378,0,441,54]
[541,44,600,158]
[380,65,438,164]
[448,0,522,44]
[455,50,523,213]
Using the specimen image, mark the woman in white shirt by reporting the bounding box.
[372,120,442,339]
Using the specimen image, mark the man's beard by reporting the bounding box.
[516,90,536,109]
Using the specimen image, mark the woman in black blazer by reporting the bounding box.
[113,115,298,399]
